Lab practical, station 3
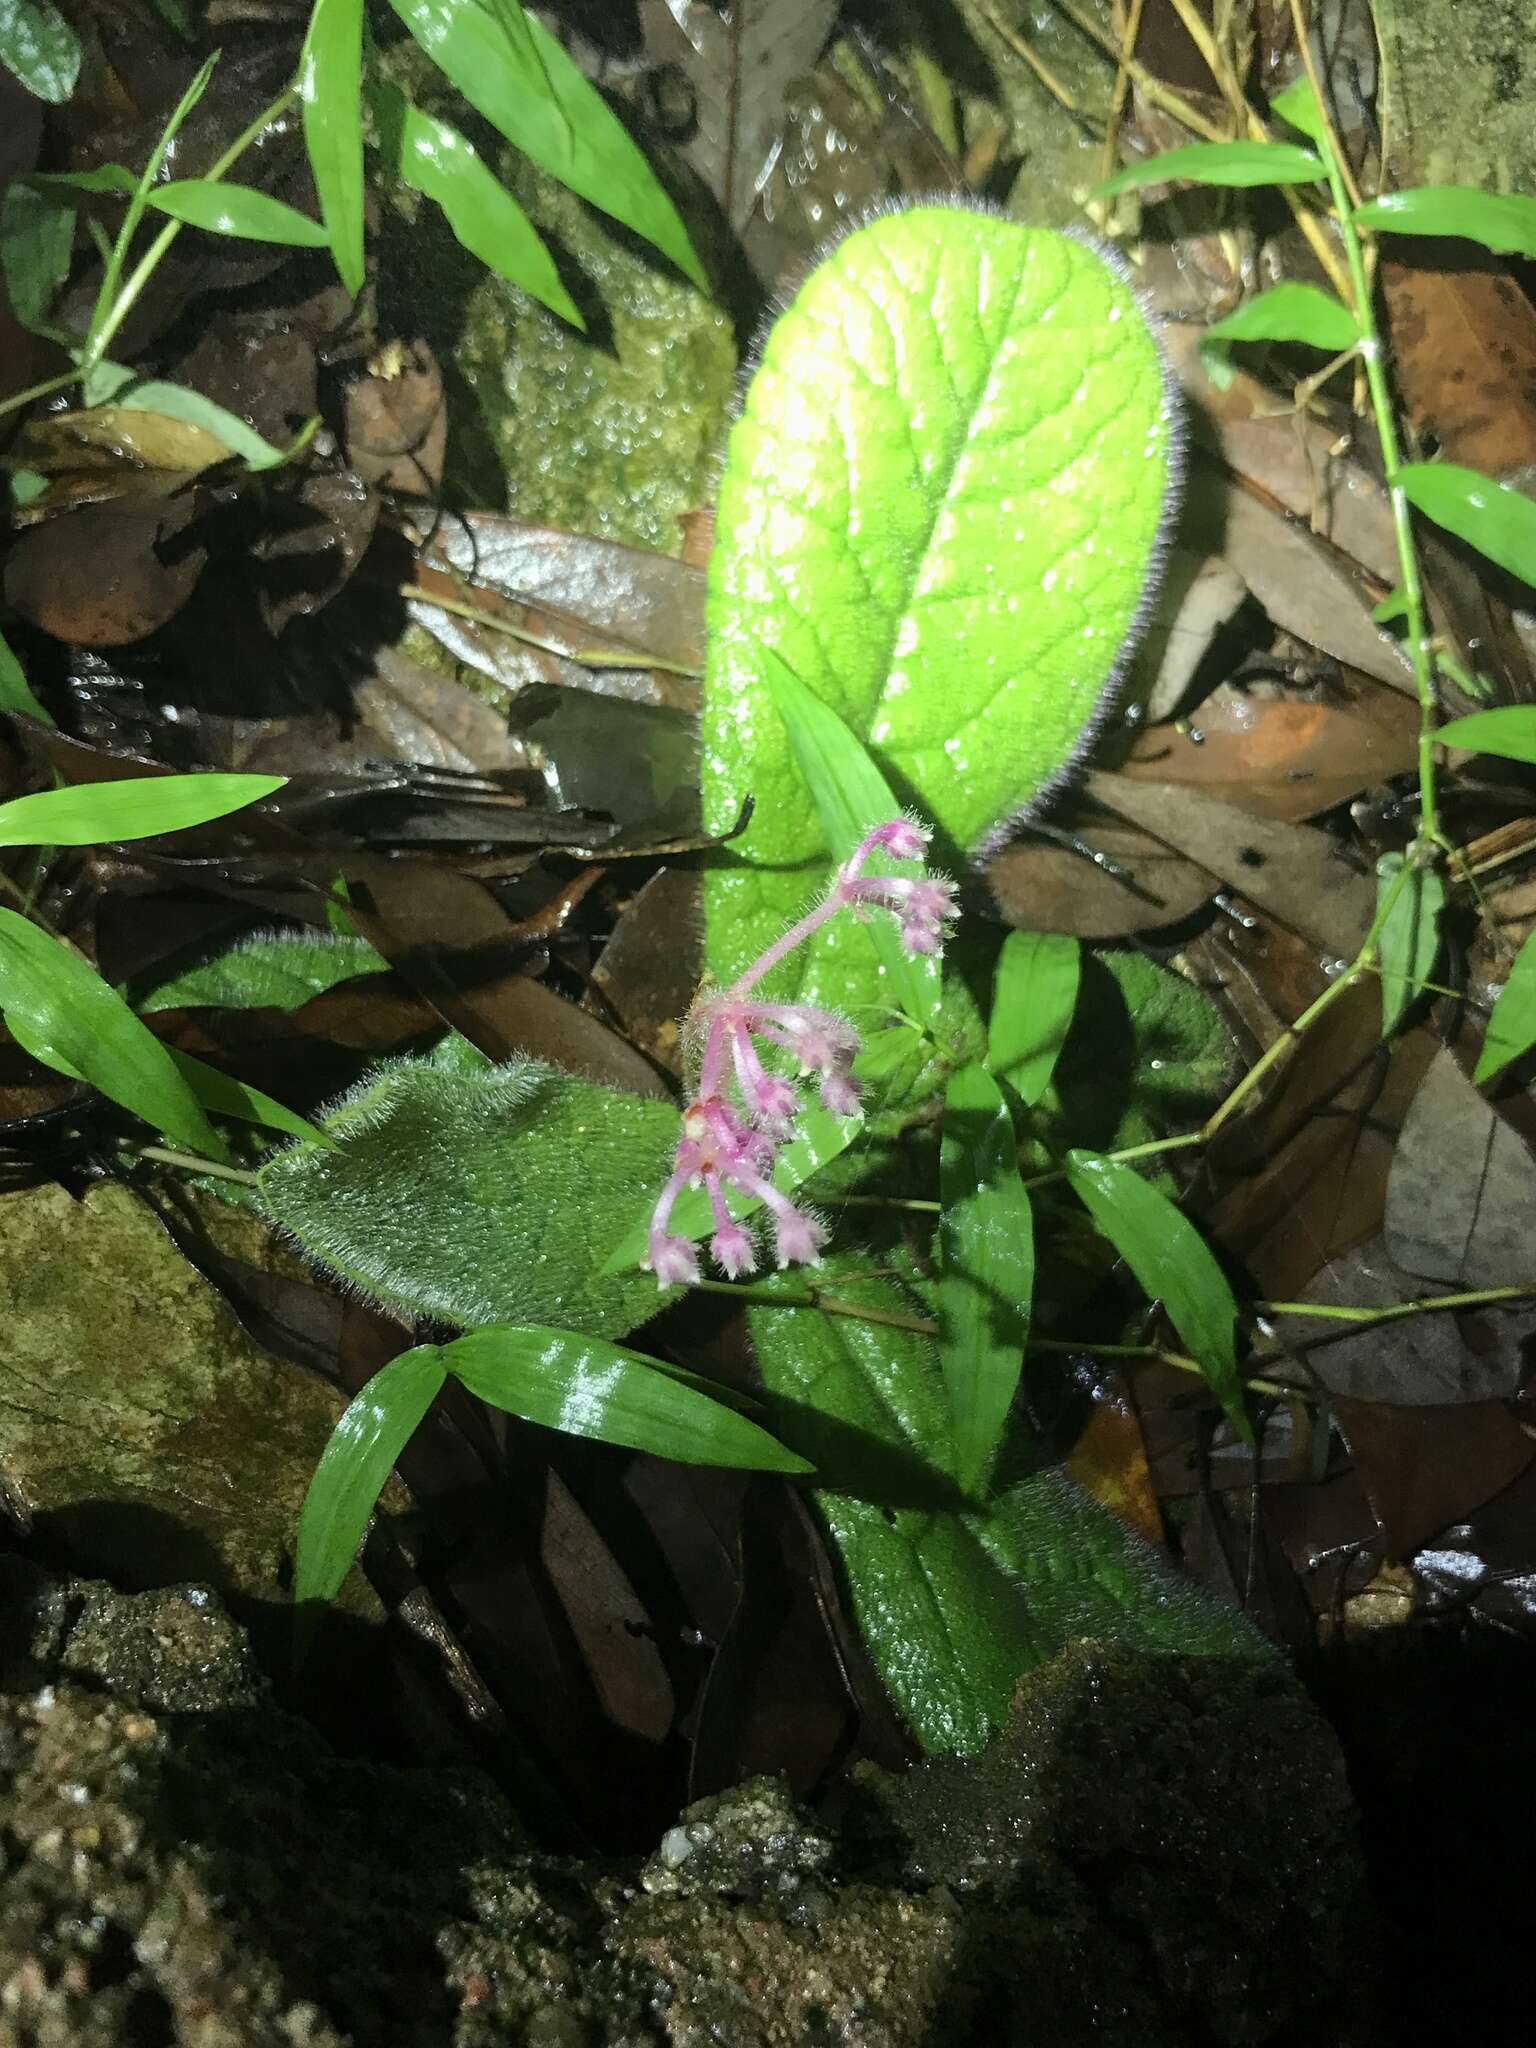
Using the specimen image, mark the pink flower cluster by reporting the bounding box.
[646,817,958,1287]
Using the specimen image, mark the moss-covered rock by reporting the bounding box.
[1377,0,1536,192]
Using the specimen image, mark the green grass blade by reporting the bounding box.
[1437,706,1536,765]
[294,1345,447,1606]
[166,1046,333,1148]
[1375,852,1444,1039]
[444,1324,813,1473]
[147,179,330,246]
[1354,187,1536,260]
[1396,462,1536,586]
[1064,1148,1250,1443]
[939,1063,1034,1494]
[1094,140,1325,198]
[1476,929,1536,1085]
[0,910,230,1159]
[1200,280,1359,386]
[299,0,365,295]
[0,772,284,847]
[987,931,1080,1106]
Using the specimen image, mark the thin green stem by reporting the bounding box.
[692,1276,939,1335]
[135,1144,259,1185]
[0,369,79,424]
[1258,1284,1536,1324]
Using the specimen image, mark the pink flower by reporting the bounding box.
[642,812,957,1286]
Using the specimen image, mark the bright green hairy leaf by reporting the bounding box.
[1437,706,1536,765]
[375,84,583,328]
[1396,463,1536,586]
[259,1057,679,1337]
[140,930,388,1014]
[987,931,1080,1107]
[1477,930,1536,1085]
[0,0,80,102]
[146,180,330,247]
[1375,852,1444,1039]
[0,772,284,849]
[0,178,74,335]
[300,0,366,296]
[445,1325,811,1473]
[703,205,1177,1019]
[384,0,705,291]
[762,651,939,1028]
[1064,1149,1250,1443]
[1199,280,1359,387]
[0,910,231,1161]
[1354,187,1536,260]
[747,1258,1264,1751]
[1093,139,1325,199]
[294,1345,447,1610]
[0,625,52,726]
[939,1064,1034,1495]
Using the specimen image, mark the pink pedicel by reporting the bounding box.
[644,817,958,1286]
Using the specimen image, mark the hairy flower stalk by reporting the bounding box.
[646,818,958,1286]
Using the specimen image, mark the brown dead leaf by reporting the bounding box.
[1124,676,1419,821]
[12,404,231,473]
[985,808,1216,939]
[1086,771,1377,957]
[1386,1049,1536,1292]
[1380,249,1536,475]
[344,340,447,494]
[3,489,207,645]
[587,867,702,1080]
[1064,1368,1166,1548]
[1331,1396,1534,1561]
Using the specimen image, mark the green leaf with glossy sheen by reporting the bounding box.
[702,207,1176,1020]
[0,910,230,1160]
[987,931,1080,1106]
[1064,1149,1249,1442]
[939,1064,1034,1493]
[761,650,939,1028]
[147,179,329,247]
[1476,930,1536,1084]
[376,83,583,329]
[747,1257,1263,1751]
[1354,187,1536,260]
[300,0,365,295]
[385,0,705,290]
[0,0,80,101]
[0,178,74,334]
[140,931,388,1013]
[601,1103,862,1278]
[108,378,301,471]
[1376,852,1444,1039]
[1200,280,1359,387]
[444,1325,811,1473]
[1094,139,1325,198]
[0,626,52,725]
[0,772,284,848]
[1437,706,1536,765]
[260,1056,679,1337]
[294,1345,446,1608]
[166,1046,331,1148]
[1396,463,1536,586]
[1267,74,1325,143]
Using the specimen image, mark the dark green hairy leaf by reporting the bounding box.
[939,1063,1034,1495]
[0,773,284,849]
[1094,140,1325,199]
[445,1325,811,1473]
[0,0,80,102]
[1396,463,1536,587]
[0,178,74,335]
[139,930,388,1014]
[1375,852,1444,1039]
[1437,706,1536,766]
[1354,187,1536,260]
[987,931,1080,1106]
[260,1057,680,1337]
[294,1345,447,1609]
[1064,1149,1250,1443]
[0,911,230,1160]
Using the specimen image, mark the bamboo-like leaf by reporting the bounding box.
[1437,706,1536,765]
[167,1046,332,1148]
[987,931,1080,1106]
[1375,852,1444,1039]
[1354,186,1536,260]
[1476,930,1536,1085]
[374,83,583,328]
[147,179,330,246]
[444,1324,812,1472]
[294,1345,446,1607]
[0,772,284,848]
[1094,139,1325,199]
[1267,74,1325,143]
[1200,280,1359,387]
[385,0,706,289]
[299,0,366,295]
[1396,463,1536,587]
[637,0,836,230]
[760,649,940,1029]
[1064,1149,1250,1443]
[939,1064,1034,1493]
[106,378,302,471]
[0,910,230,1160]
